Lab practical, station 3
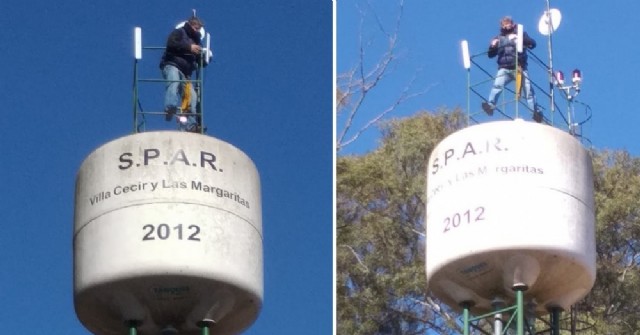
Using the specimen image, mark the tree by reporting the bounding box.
[578,150,640,334]
[337,109,467,334]
[337,109,640,334]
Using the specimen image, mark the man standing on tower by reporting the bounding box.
[160,14,207,132]
[482,16,543,123]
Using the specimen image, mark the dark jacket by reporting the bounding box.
[487,26,536,70]
[159,23,204,78]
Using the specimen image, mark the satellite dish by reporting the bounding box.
[175,21,207,39]
[538,8,562,36]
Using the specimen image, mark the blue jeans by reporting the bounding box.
[488,68,536,112]
[162,65,197,130]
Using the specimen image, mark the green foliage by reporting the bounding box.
[337,111,640,334]
[580,150,640,334]
[337,109,466,334]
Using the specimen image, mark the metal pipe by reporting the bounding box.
[550,307,561,335]
[545,0,556,125]
[466,68,471,125]
[462,302,471,335]
[133,59,139,133]
[198,319,216,335]
[126,320,140,335]
[198,48,205,134]
[492,298,505,335]
[512,285,527,335]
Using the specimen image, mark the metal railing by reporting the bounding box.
[132,27,210,134]
[461,39,592,146]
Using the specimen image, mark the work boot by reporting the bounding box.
[533,110,543,123]
[481,102,495,116]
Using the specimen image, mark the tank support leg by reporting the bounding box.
[492,298,505,335]
[549,307,561,335]
[198,319,216,335]
[513,286,526,335]
[125,320,141,335]
[461,301,472,335]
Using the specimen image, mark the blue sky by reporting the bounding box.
[1,1,331,334]
[338,0,640,156]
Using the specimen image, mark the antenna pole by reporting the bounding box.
[460,40,471,124]
[133,58,139,133]
[545,0,556,124]
[516,24,524,119]
[132,27,141,133]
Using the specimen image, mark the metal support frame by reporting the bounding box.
[463,43,593,148]
[132,29,207,134]
[460,286,562,335]
[465,53,528,124]
[555,77,581,135]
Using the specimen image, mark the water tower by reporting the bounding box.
[425,120,595,333]
[73,22,263,335]
[426,3,595,333]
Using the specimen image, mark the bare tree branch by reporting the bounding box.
[337,0,432,152]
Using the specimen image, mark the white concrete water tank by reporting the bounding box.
[425,120,595,314]
[74,132,262,335]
